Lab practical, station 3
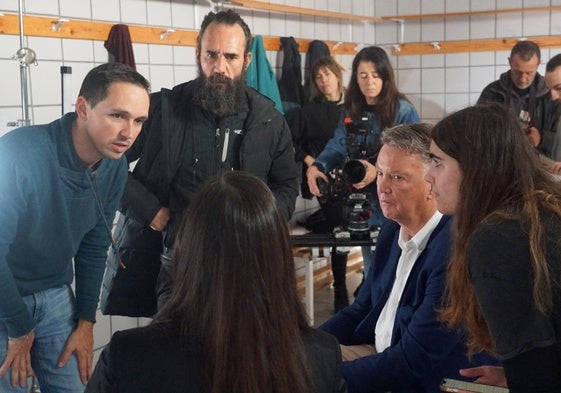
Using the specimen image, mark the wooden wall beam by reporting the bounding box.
[0,13,358,55]
[382,5,561,21]
[227,0,382,22]
[393,36,561,56]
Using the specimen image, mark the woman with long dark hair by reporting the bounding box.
[425,102,561,393]
[86,171,346,393]
[306,46,419,285]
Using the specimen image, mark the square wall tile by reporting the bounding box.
[0,107,21,136]
[445,67,469,93]
[398,0,420,15]
[149,64,175,91]
[147,0,172,27]
[470,16,496,40]
[469,51,495,66]
[469,0,495,11]
[62,39,95,62]
[24,1,59,15]
[92,0,121,22]
[444,0,469,13]
[375,0,397,17]
[496,13,522,38]
[445,53,469,67]
[93,40,109,64]
[173,46,196,66]
[171,1,196,29]
[0,35,20,59]
[552,11,561,35]
[29,61,63,106]
[132,43,150,65]
[375,23,398,45]
[421,18,445,42]
[421,0,444,14]
[406,94,422,117]
[421,68,445,93]
[445,17,469,40]
[397,54,421,69]
[420,94,445,120]
[0,0,18,12]
[444,93,470,114]
[422,54,444,68]
[59,0,91,19]
[300,15,315,39]
[30,105,60,126]
[403,20,421,43]
[524,0,551,6]
[398,68,421,94]
[523,11,550,37]
[173,65,197,86]
[66,62,99,102]
[148,44,173,65]
[470,66,495,94]
[497,0,522,7]
[120,0,147,25]
[494,50,510,66]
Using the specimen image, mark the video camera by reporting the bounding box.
[317,116,377,240]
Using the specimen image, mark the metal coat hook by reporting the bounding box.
[355,43,365,52]
[160,29,175,40]
[392,44,401,53]
[11,47,38,67]
[51,18,69,32]
[332,41,343,50]
[431,41,441,50]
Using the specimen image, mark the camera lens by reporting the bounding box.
[342,160,366,183]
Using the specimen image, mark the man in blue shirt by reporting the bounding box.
[0,63,150,392]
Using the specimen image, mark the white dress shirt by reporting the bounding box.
[374,211,443,353]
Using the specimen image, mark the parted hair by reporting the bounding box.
[309,56,344,101]
[344,46,409,129]
[155,171,313,393]
[380,123,432,165]
[434,102,561,355]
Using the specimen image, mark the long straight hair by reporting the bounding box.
[154,171,313,393]
[434,103,561,355]
[344,46,408,128]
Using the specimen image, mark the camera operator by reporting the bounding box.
[306,46,419,287]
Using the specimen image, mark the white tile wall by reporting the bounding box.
[2,0,561,370]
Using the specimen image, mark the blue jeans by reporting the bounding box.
[0,285,84,393]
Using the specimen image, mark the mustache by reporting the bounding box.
[206,73,234,85]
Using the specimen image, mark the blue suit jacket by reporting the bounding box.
[320,216,499,393]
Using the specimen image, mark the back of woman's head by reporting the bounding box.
[310,56,344,100]
[345,46,405,126]
[432,102,546,226]
[158,171,312,393]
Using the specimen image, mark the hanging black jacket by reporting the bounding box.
[122,79,299,247]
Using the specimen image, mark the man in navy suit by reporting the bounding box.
[320,123,498,393]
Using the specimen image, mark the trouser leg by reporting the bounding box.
[331,248,349,312]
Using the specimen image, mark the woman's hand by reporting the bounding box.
[306,165,329,196]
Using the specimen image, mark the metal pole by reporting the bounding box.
[18,0,30,126]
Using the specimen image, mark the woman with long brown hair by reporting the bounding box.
[86,171,346,393]
[425,102,561,392]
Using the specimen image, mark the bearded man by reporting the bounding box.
[118,9,299,310]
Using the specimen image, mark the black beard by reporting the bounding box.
[194,72,246,116]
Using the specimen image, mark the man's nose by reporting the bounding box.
[214,55,227,73]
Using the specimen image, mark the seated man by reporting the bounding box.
[320,123,498,393]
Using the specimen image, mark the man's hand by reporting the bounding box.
[149,206,170,232]
[351,160,377,190]
[58,320,93,384]
[546,161,561,175]
[0,330,35,388]
[306,165,329,196]
[525,126,541,147]
[459,365,508,388]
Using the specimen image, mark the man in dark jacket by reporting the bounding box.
[477,40,561,159]
[319,124,498,393]
[120,9,299,309]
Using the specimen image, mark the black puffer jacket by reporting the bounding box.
[477,70,561,158]
[123,79,299,246]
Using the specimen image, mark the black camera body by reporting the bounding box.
[317,116,375,239]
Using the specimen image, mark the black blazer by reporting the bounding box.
[85,323,347,393]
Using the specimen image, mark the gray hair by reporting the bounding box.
[380,123,433,164]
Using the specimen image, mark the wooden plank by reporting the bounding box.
[393,35,561,56]
[0,13,358,55]
[228,0,382,22]
[382,5,561,21]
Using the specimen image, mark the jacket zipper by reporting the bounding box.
[221,128,230,163]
